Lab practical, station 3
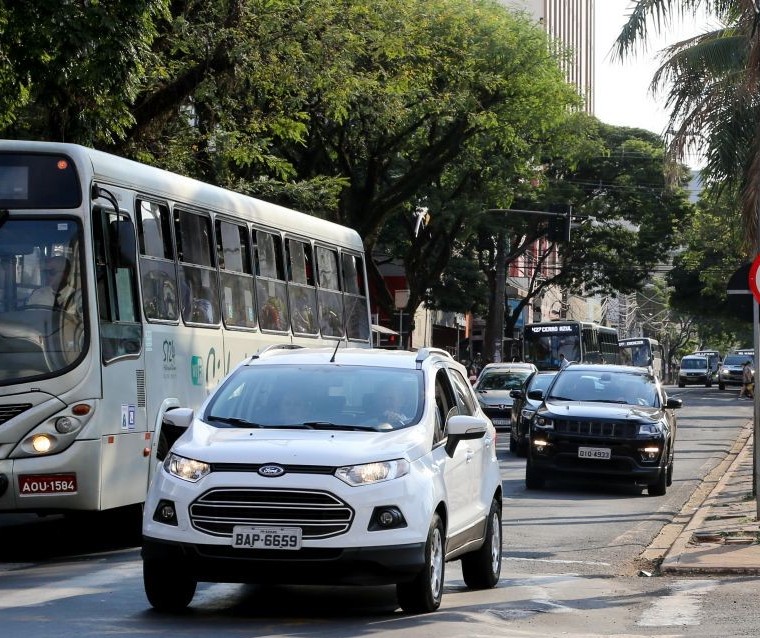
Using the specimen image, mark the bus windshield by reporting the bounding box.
[0,218,86,382]
[619,340,652,367]
[523,323,581,370]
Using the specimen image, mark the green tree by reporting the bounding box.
[613,0,760,250]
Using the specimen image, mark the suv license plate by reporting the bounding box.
[232,526,302,550]
[578,447,611,460]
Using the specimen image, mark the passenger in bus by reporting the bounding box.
[26,255,81,314]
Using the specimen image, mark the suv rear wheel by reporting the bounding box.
[461,498,502,589]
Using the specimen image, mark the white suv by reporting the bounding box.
[142,346,503,614]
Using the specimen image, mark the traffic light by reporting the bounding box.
[547,205,571,243]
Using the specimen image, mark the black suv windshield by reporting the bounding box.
[548,369,658,406]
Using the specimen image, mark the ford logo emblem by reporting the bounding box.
[258,464,285,477]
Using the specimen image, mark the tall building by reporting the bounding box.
[502,0,595,114]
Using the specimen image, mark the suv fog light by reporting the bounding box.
[639,446,660,461]
[153,499,178,526]
[532,439,548,451]
[368,506,407,531]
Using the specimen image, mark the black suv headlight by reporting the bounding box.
[534,415,554,430]
[637,423,662,435]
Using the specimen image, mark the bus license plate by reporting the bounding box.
[18,473,78,494]
[232,526,302,550]
[578,447,611,460]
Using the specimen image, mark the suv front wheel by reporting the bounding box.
[397,513,445,613]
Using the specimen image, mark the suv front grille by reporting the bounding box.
[554,419,637,438]
[189,488,354,539]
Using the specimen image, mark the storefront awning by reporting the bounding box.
[371,324,399,336]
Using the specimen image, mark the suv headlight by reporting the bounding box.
[164,453,211,482]
[521,408,536,421]
[638,423,662,435]
[336,459,409,486]
[534,415,554,429]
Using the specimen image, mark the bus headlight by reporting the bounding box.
[164,453,211,482]
[55,416,80,434]
[32,434,53,453]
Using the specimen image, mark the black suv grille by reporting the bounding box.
[189,488,354,539]
[554,419,637,438]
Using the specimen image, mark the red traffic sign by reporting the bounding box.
[749,254,760,303]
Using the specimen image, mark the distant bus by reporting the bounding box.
[619,337,664,378]
[522,320,620,371]
[0,139,371,516]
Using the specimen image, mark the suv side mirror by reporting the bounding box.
[510,389,523,400]
[666,397,683,409]
[527,389,544,401]
[445,415,486,457]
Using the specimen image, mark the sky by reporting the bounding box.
[595,0,713,168]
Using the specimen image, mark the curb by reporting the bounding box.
[637,420,754,574]
[659,420,756,575]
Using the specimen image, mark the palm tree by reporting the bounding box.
[613,0,760,250]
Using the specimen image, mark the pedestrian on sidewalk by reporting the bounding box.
[738,361,754,399]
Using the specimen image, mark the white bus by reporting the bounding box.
[618,337,664,379]
[522,320,620,371]
[0,140,371,515]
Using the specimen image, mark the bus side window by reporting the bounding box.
[175,209,219,325]
[137,200,178,322]
[315,245,344,338]
[342,252,370,341]
[216,219,256,329]
[254,229,289,331]
[285,237,318,335]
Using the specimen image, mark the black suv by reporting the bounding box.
[525,364,682,496]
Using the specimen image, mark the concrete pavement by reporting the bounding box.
[655,419,760,575]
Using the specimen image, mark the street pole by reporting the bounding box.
[493,228,507,363]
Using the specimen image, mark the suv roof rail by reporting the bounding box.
[415,347,454,367]
[252,344,305,359]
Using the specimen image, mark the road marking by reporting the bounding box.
[637,579,715,626]
[504,557,611,566]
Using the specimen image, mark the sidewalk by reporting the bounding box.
[657,420,760,575]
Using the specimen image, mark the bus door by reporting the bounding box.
[93,198,149,509]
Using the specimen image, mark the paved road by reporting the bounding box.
[2,384,759,637]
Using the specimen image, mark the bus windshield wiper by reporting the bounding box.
[206,415,264,428]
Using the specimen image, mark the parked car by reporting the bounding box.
[473,362,537,429]
[508,370,558,457]
[525,364,682,496]
[718,351,755,391]
[677,354,712,388]
[142,346,503,614]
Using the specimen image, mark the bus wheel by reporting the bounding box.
[143,558,196,612]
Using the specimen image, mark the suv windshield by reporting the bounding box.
[548,369,658,406]
[205,364,424,429]
[724,355,752,366]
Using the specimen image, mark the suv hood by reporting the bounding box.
[541,401,664,421]
[173,420,428,466]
